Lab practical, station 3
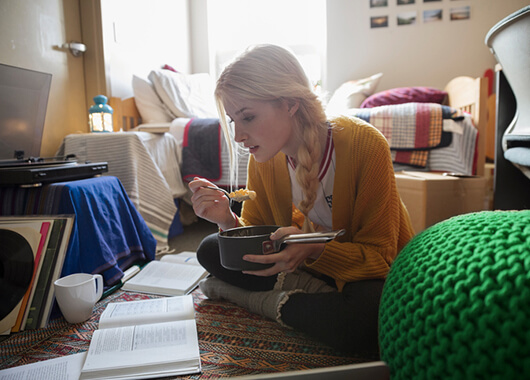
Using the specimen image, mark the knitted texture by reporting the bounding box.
[380,210,530,380]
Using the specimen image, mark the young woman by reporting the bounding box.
[188,44,414,356]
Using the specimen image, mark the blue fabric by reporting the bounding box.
[505,147,530,167]
[168,198,184,238]
[0,176,156,286]
[53,177,156,285]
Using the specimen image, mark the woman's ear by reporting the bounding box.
[286,99,300,117]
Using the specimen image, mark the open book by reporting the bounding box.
[80,295,201,380]
[122,251,209,296]
[0,352,87,380]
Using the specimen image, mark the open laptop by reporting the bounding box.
[235,362,390,380]
[0,63,108,186]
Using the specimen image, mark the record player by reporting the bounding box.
[0,63,108,187]
[0,155,108,187]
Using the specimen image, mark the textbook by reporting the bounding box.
[80,295,201,380]
[122,251,209,296]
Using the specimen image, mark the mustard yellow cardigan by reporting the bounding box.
[238,116,415,291]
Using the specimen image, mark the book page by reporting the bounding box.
[80,320,200,378]
[122,260,208,296]
[160,251,200,266]
[98,295,195,329]
[0,352,86,380]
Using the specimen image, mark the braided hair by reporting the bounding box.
[215,44,328,232]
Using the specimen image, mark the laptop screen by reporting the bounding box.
[0,63,52,161]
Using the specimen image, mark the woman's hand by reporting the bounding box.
[188,177,236,230]
[242,226,325,276]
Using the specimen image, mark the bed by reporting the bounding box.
[109,70,488,189]
[110,70,249,189]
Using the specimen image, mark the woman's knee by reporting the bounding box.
[196,233,221,269]
[196,232,276,291]
[281,280,384,356]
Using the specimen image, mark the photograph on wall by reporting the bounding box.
[423,0,441,2]
[423,9,443,22]
[397,0,415,4]
[371,15,389,28]
[450,6,470,20]
[398,11,417,25]
[370,0,388,8]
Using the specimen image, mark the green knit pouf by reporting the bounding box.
[380,210,530,379]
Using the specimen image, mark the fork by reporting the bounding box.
[203,186,254,202]
[203,186,231,199]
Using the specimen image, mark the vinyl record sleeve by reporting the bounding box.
[0,228,35,332]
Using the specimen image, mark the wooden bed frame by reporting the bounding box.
[109,76,488,176]
[443,76,488,176]
[109,97,142,133]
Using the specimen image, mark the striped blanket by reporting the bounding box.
[181,118,222,182]
[352,103,461,168]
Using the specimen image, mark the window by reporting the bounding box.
[206,0,327,88]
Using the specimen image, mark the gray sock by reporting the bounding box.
[275,269,336,293]
[199,277,295,323]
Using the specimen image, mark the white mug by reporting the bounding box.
[54,273,103,324]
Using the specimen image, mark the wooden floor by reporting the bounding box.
[167,200,239,255]
[168,216,217,254]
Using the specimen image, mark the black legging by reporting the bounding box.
[197,232,383,357]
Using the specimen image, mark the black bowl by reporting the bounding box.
[218,225,279,271]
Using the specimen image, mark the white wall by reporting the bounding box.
[98,0,190,99]
[189,0,210,74]
[325,0,529,92]
[0,0,87,157]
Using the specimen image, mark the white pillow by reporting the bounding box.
[132,75,174,123]
[148,69,217,119]
[326,72,383,115]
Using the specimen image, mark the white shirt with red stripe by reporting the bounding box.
[287,127,335,231]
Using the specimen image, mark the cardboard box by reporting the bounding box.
[395,171,489,233]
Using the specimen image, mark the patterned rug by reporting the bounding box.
[0,289,368,378]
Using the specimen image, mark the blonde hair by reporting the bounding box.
[215,44,327,232]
